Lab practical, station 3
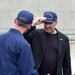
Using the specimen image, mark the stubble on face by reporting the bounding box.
[45,27,55,34]
[44,24,55,34]
[44,21,57,34]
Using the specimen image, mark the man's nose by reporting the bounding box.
[45,24,51,27]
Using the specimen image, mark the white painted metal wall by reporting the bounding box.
[0,0,75,35]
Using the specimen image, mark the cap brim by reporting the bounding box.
[41,20,54,23]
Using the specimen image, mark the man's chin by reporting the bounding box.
[45,30,51,33]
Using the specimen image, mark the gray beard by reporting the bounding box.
[45,29,57,34]
[45,30,53,34]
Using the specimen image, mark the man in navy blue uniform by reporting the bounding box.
[0,10,38,75]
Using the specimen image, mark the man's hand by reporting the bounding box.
[31,17,46,26]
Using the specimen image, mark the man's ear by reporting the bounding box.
[55,20,58,26]
[14,18,16,23]
[27,25,32,29]
[56,20,58,24]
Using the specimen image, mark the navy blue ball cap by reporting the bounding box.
[16,10,34,24]
[42,11,57,23]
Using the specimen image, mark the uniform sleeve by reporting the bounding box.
[17,43,39,75]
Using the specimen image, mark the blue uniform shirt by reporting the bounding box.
[0,28,38,75]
